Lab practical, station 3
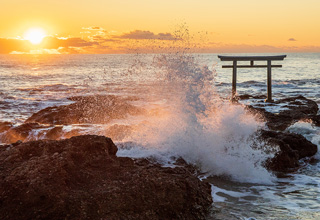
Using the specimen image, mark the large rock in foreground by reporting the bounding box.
[0,135,212,220]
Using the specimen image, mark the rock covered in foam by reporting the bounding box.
[0,135,212,220]
[260,130,318,172]
[25,95,144,125]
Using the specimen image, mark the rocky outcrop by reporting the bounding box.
[238,94,267,100]
[0,95,143,144]
[25,95,144,125]
[239,95,319,172]
[260,130,318,172]
[0,135,212,220]
[310,114,320,127]
[1,123,48,143]
[246,95,319,130]
[0,121,12,133]
[0,123,84,144]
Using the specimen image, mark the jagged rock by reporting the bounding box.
[260,130,318,172]
[247,95,319,130]
[25,95,144,125]
[0,135,212,220]
[310,115,320,126]
[1,123,48,143]
[242,95,319,171]
[63,129,82,139]
[45,126,64,140]
[237,94,267,100]
[0,124,83,144]
[0,121,12,133]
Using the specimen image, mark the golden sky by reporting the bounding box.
[1,0,320,54]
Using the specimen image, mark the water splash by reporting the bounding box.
[117,49,276,184]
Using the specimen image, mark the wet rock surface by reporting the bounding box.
[0,121,12,133]
[0,135,212,220]
[239,95,319,172]
[245,95,319,131]
[0,95,143,144]
[1,123,49,143]
[259,130,318,172]
[238,95,319,171]
[26,95,144,125]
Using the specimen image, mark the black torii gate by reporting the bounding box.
[218,55,286,102]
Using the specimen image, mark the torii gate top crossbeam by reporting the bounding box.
[218,55,286,61]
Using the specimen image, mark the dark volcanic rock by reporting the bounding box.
[238,94,267,100]
[1,123,48,143]
[260,130,318,172]
[310,115,320,126]
[0,121,12,133]
[247,95,319,130]
[0,135,212,220]
[25,95,144,125]
[45,126,64,140]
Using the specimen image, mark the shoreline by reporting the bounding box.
[0,94,319,219]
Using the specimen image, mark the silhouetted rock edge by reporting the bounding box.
[0,135,212,220]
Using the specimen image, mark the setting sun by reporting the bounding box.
[23,28,46,45]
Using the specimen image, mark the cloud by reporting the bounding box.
[0,36,100,54]
[82,26,104,31]
[88,35,120,43]
[288,38,297,41]
[0,38,32,53]
[1,33,320,54]
[42,36,99,48]
[117,30,176,40]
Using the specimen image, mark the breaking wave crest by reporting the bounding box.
[117,51,276,184]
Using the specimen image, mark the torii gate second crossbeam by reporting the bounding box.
[218,55,286,102]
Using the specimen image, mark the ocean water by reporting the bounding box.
[0,53,319,219]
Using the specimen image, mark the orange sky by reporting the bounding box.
[1,0,320,54]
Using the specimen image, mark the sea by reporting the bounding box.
[0,53,319,220]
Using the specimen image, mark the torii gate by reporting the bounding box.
[218,55,286,102]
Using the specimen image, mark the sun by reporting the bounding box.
[24,28,46,45]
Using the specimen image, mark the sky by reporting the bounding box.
[0,0,320,54]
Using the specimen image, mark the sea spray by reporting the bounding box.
[117,50,277,184]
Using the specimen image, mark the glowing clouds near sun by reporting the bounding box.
[23,28,46,45]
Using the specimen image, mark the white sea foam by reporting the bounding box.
[211,185,253,202]
[116,52,276,184]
